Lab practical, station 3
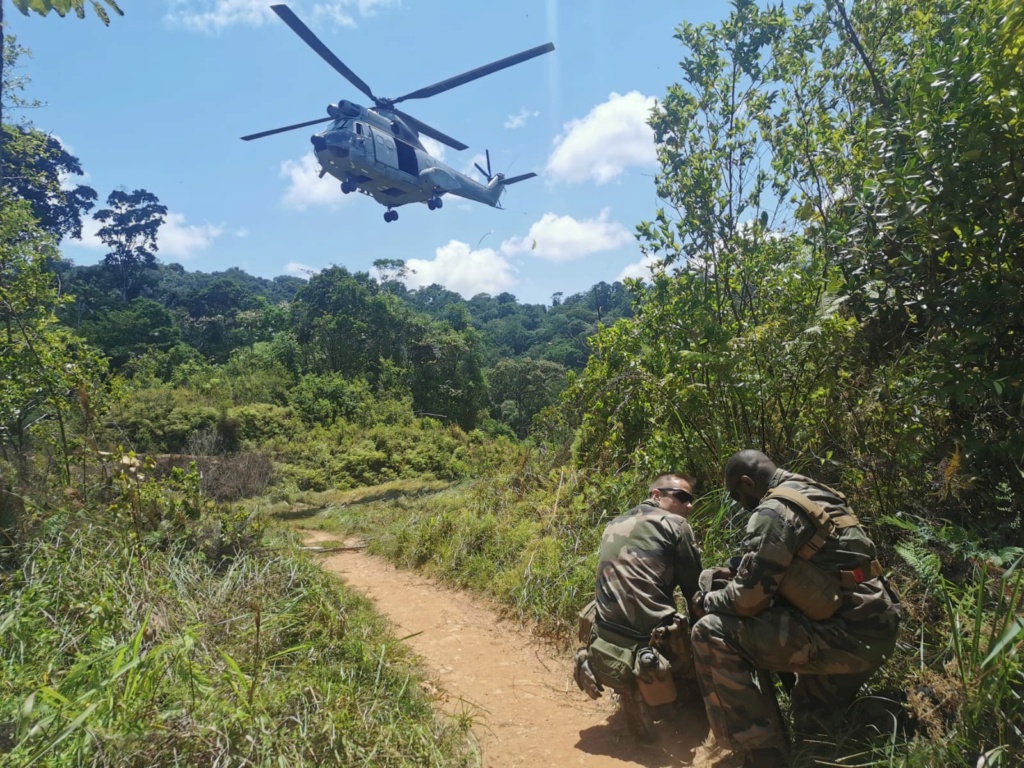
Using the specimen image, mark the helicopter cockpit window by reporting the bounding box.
[355,123,363,135]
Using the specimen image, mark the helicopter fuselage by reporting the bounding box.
[243,5,550,222]
[311,105,504,211]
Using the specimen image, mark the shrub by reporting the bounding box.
[227,403,298,444]
[199,452,277,502]
[288,373,368,426]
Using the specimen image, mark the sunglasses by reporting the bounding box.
[656,487,694,505]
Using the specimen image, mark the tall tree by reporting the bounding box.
[291,266,403,378]
[487,357,566,439]
[0,193,107,482]
[408,319,487,431]
[94,188,167,301]
[2,124,97,239]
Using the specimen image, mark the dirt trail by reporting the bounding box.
[303,531,710,768]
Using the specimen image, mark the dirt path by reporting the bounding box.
[303,532,710,767]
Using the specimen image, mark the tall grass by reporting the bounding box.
[1,481,474,766]
[878,557,1024,767]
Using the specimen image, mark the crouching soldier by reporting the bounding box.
[690,450,901,768]
[573,473,704,739]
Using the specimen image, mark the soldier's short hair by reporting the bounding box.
[724,450,776,487]
[649,472,697,495]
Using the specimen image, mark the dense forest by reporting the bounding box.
[3,0,1024,766]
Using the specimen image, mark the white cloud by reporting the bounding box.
[505,108,539,130]
[165,0,397,34]
[235,227,250,238]
[310,4,356,28]
[50,134,91,191]
[64,211,224,261]
[419,135,446,162]
[403,240,516,297]
[284,261,320,279]
[501,208,633,263]
[165,0,273,32]
[546,91,657,185]
[159,213,224,260]
[618,253,662,282]
[72,217,105,250]
[280,153,352,210]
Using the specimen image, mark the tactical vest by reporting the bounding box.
[766,486,883,621]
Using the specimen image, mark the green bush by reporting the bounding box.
[162,406,221,452]
[228,403,298,444]
[289,373,371,426]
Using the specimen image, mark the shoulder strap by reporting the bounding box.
[764,486,860,560]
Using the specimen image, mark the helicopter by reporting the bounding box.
[242,4,554,223]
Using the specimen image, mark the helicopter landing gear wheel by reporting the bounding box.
[427,196,443,210]
[341,179,356,194]
[384,209,398,223]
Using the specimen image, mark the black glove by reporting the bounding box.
[573,648,603,699]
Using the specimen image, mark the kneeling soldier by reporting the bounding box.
[690,450,901,768]
[573,473,704,738]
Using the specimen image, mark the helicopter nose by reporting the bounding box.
[310,134,327,152]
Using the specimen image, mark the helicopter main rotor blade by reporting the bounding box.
[392,108,468,151]
[392,42,555,104]
[270,4,376,102]
[241,116,333,141]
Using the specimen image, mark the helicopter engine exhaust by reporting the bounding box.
[327,100,361,119]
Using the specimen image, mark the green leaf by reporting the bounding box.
[981,615,1024,670]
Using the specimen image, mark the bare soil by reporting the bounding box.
[303,531,712,767]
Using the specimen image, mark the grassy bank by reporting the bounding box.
[0,475,475,767]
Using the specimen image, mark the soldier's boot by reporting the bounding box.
[791,705,839,737]
[619,689,656,743]
[742,747,788,767]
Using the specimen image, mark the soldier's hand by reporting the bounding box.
[690,591,707,620]
[711,565,734,582]
[573,648,603,699]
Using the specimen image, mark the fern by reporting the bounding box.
[895,541,942,585]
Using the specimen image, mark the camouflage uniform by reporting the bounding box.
[691,470,901,755]
[596,499,703,637]
[578,499,702,697]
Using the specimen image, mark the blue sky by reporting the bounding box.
[8,0,732,305]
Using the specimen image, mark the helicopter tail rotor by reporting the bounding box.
[474,150,493,182]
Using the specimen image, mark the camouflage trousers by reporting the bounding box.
[690,607,898,754]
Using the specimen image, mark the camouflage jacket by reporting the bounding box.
[595,500,703,638]
[703,470,899,637]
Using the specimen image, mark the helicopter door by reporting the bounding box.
[354,122,369,151]
[394,140,419,176]
[369,127,399,171]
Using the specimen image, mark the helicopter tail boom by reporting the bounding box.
[472,171,538,208]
